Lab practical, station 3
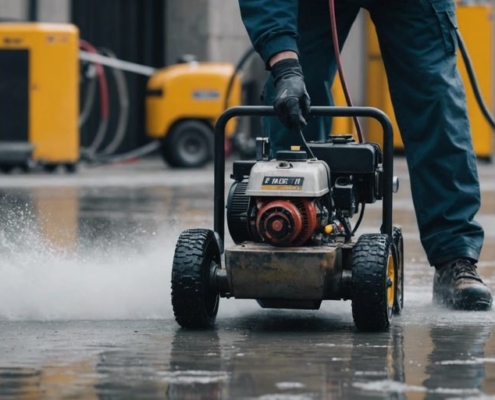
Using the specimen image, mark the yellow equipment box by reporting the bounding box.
[0,23,79,172]
[146,62,242,168]
[365,4,493,160]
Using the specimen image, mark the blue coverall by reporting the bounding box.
[238,0,484,267]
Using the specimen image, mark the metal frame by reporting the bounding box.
[214,106,394,249]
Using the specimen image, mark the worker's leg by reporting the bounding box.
[263,0,360,156]
[369,0,484,266]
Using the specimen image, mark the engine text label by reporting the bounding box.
[261,176,305,190]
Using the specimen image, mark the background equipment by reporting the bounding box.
[366,3,494,160]
[145,61,242,168]
[0,23,79,172]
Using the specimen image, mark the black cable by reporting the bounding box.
[457,30,495,131]
[224,48,257,111]
[298,130,316,159]
[352,203,365,236]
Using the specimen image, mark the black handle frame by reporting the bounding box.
[214,106,394,248]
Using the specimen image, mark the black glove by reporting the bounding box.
[271,58,311,131]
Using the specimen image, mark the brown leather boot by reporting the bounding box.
[433,259,492,311]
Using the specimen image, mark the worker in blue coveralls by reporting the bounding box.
[238,0,492,310]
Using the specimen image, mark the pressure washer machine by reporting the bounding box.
[171,106,403,332]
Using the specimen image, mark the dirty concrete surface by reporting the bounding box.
[0,156,494,399]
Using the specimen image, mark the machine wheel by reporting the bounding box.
[171,228,220,329]
[351,233,394,332]
[392,226,404,315]
[0,164,13,174]
[161,120,213,168]
[43,164,58,173]
[64,163,78,174]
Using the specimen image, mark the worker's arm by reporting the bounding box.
[238,0,300,67]
[238,0,309,130]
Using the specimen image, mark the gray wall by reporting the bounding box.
[165,0,209,64]
[0,0,27,20]
[207,0,251,64]
[38,0,70,22]
[340,11,366,105]
[0,0,69,21]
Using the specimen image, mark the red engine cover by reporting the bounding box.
[256,198,318,247]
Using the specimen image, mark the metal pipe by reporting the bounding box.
[214,106,394,247]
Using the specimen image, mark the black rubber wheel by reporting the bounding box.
[351,233,394,332]
[171,229,220,329]
[44,164,58,173]
[65,163,78,174]
[161,120,213,168]
[20,163,31,173]
[392,226,404,315]
[0,164,14,174]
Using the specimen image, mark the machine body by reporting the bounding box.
[224,135,384,308]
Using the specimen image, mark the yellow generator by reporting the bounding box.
[365,2,493,160]
[0,23,79,172]
[146,62,242,168]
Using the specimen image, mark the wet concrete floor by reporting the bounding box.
[0,156,494,399]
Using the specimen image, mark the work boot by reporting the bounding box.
[433,259,493,311]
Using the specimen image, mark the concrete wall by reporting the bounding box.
[166,0,209,64]
[0,0,28,20]
[0,0,69,21]
[207,0,251,64]
[340,11,366,105]
[37,0,70,22]
[207,0,266,99]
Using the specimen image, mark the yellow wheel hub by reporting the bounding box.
[387,253,395,309]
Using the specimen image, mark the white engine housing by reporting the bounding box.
[245,159,330,197]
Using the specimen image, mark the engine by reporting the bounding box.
[255,197,321,246]
[227,136,384,247]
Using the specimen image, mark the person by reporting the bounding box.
[238,0,492,310]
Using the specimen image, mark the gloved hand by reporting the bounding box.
[271,58,311,131]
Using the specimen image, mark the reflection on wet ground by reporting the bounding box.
[0,157,494,399]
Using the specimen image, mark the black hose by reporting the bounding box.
[352,203,365,236]
[224,48,257,111]
[457,30,495,131]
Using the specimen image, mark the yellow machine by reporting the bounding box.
[456,3,493,160]
[365,3,493,160]
[0,23,79,172]
[146,62,242,168]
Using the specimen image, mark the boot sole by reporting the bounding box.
[433,289,493,311]
[453,296,493,311]
[455,287,493,311]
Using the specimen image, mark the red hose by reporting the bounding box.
[79,40,110,120]
[328,0,364,143]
